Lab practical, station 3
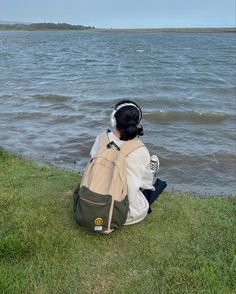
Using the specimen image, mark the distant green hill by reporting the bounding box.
[0,23,235,32]
[0,22,94,30]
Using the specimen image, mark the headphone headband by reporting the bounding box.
[116,103,140,112]
[110,102,142,128]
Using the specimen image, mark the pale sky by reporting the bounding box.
[0,0,235,28]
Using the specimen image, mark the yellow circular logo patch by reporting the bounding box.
[95,217,103,226]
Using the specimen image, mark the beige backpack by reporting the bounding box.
[74,130,144,233]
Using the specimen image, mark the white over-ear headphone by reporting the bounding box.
[110,102,142,128]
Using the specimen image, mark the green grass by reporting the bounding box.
[0,149,235,294]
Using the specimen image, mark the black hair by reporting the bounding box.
[114,99,144,141]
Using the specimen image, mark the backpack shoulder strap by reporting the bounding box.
[97,130,110,153]
[120,138,145,157]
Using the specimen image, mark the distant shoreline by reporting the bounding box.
[88,28,236,33]
[0,23,235,33]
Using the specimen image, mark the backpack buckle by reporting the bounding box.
[107,141,120,151]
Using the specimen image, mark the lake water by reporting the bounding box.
[0,31,235,195]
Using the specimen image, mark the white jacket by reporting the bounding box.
[90,131,155,225]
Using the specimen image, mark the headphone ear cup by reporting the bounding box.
[110,110,117,127]
[138,123,144,136]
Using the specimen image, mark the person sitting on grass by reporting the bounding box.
[90,99,167,225]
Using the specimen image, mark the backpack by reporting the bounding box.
[74,130,144,234]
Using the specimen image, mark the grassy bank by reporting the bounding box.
[0,150,235,293]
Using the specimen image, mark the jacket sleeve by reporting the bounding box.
[90,135,100,158]
[126,146,155,191]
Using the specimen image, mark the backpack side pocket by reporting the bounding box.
[73,185,80,213]
[111,196,129,229]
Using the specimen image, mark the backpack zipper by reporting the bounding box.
[79,196,108,206]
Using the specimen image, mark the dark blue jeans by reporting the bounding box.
[143,178,167,213]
